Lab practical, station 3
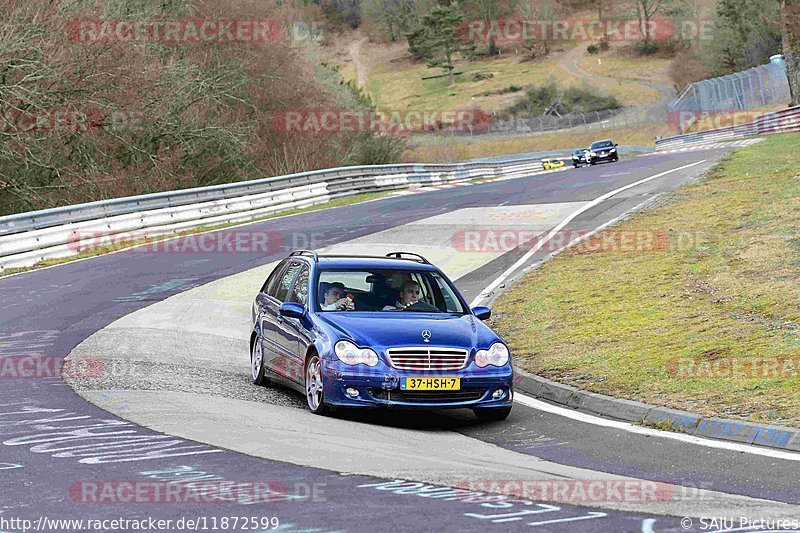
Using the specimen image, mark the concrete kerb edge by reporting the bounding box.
[512,367,800,453]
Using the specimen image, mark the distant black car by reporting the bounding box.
[587,140,618,165]
[571,148,589,167]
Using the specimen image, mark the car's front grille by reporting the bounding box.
[385,347,469,371]
[369,388,485,403]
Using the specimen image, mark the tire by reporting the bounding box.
[473,406,512,422]
[305,354,330,415]
[251,334,269,386]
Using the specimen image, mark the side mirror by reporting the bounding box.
[280,302,305,319]
[614,143,618,147]
[471,306,491,320]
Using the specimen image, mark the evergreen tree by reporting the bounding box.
[406,0,474,84]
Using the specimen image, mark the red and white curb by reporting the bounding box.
[653,138,763,154]
[391,167,567,196]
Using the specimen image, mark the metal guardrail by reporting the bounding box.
[0,157,552,270]
[654,105,800,151]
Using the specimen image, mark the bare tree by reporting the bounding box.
[783,0,800,105]
[632,0,665,48]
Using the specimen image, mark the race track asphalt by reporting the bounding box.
[2,148,798,533]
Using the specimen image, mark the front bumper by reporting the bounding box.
[588,152,617,163]
[322,359,514,409]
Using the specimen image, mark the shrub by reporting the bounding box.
[587,44,599,54]
[634,41,659,55]
[487,38,500,56]
[669,49,711,90]
[319,0,361,29]
[471,71,494,81]
[340,133,407,166]
[502,79,621,118]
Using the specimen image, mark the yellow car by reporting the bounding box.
[541,158,565,170]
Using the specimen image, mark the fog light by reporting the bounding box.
[492,389,505,399]
[345,387,359,398]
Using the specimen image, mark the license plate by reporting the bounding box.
[401,377,460,390]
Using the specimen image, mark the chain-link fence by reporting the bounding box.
[668,62,791,132]
[421,61,790,140]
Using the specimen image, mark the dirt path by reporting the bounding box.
[348,36,370,88]
[559,43,676,104]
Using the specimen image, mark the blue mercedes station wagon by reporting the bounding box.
[249,251,513,421]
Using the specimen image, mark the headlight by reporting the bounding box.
[610,148,616,153]
[335,340,378,367]
[588,152,596,157]
[475,343,510,368]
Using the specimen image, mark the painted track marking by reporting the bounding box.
[471,159,707,306]
[514,392,800,461]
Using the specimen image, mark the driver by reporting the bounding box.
[321,282,355,311]
[383,280,421,310]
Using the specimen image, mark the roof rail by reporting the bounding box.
[385,251,430,264]
[289,250,319,261]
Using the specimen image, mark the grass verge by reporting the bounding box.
[490,133,800,427]
[576,48,673,85]
[402,124,670,163]
[365,52,661,114]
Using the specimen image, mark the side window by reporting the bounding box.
[411,273,433,304]
[287,266,310,306]
[424,273,446,310]
[274,262,302,302]
[262,260,288,295]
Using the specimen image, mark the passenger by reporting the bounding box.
[321,282,355,311]
[383,280,421,310]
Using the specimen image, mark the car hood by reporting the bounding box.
[316,312,498,350]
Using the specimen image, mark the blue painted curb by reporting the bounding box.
[513,368,800,452]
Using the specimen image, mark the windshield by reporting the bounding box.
[317,269,466,314]
[590,141,614,150]
[574,149,587,154]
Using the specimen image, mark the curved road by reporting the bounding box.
[1,148,798,533]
